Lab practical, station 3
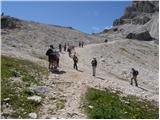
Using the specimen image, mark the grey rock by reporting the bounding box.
[3,98,10,102]
[126,31,152,41]
[88,105,94,109]
[132,16,151,25]
[28,86,51,94]
[27,96,42,103]
[28,112,37,119]
[113,19,124,26]
[113,1,158,26]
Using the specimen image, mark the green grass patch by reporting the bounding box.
[1,55,48,118]
[84,88,159,119]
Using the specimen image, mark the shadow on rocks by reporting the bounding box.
[77,69,83,72]
[137,86,148,91]
[51,69,66,74]
[96,76,105,80]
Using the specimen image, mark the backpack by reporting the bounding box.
[46,48,53,56]
[73,56,78,62]
[92,59,97,66]
[135,70,139,75]
[133,70,139,76]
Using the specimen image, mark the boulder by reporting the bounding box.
[126,31,152,41]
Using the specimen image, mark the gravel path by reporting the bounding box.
[37,39,158,119]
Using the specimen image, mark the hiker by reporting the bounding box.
[59,44,62,52]
[64,43,67,51]
[67,46,71,57]
[130,68,139,87]
[82,41,84,48]
[79,41,81,47]
[46,45,55,70]
[91,58,97,76]
[55,49,60,67]
[73,54,78,70]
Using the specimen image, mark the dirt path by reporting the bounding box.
[39,41,158,119]
[38,52,90,118]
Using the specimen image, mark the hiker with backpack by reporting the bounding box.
[73,54,78,70]
[91,58,97,76]
[67,46,72,57]
[130,68,139,87]
[46,45,55,70]
[81,41,84,48]
[79,41,81,47]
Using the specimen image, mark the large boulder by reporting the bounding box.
[126,31,152,41]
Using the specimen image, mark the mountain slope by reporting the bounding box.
[2,16,103,59]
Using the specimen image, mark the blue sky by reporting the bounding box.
[2,1,131,33]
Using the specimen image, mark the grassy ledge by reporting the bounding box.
[83,88,159,119]
[1,55,48,118]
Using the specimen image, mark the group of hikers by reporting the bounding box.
[46,42,80,70]
[46,41,139,87]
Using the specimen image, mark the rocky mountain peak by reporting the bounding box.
[113,1,158,26]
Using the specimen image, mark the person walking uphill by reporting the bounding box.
[79,41,81,47]
[73,54,78,70]
[130,68,139,87]
[67,46,72,57]
[46,45,55,70]
[91,58,97,76]
[59,44,62,52]
[64,43,67,51]
[82,41,84,48]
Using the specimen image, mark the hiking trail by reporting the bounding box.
[38,41,158,119]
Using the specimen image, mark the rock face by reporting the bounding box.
[126,31,152,41]
[110,1,159,42]
[113,1,159,26]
